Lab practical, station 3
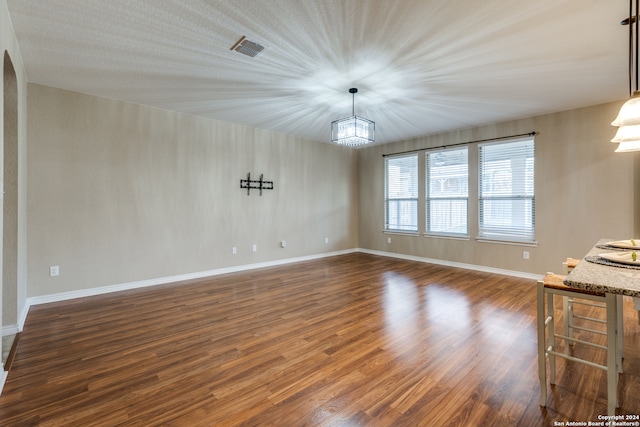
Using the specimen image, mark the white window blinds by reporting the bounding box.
[426,147,468,236]
[478,137,535,243]
[385,154,418,232]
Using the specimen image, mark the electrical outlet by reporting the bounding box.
[252,244,257,252]
[50,265,60,277]
[232,246,237,254]
[280,240,286,248]
[523,251,530,260]
[324,237,329,244]
[387,237,392,244]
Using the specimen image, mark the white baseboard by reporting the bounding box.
[25,249,357,309]
[18,248,538,332]
[17,303,29,334]
[1,324,19,337]
[2,304,29,336]
[357,248,542,281]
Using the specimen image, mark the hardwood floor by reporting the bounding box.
[1,253,639,426]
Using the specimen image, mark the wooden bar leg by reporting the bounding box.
[606,293,618,415]
[562,296,571,353]
[537,281,547,406]
[547,291,556,384]
[617,295,623,372]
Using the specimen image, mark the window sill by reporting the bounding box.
[475,237,538,247]
[383,230,419,237]
[423,233,470,241]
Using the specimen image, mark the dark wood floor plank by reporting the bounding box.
[1,253,639,426]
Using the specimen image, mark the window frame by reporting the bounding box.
[477,137,535,244]
[425,146,469,238]
[384,153,419,233]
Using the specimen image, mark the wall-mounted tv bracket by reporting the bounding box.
[240,173,274,196]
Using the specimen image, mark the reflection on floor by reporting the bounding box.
[2,335,16,368]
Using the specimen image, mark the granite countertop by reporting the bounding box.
[564,239,640,297]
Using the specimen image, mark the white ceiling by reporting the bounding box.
[5,0,632,146]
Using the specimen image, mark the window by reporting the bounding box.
[426,147,468,236]
[385,154,418,232]
[478,137,535,243]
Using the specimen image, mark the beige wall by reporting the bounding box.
[358,101,638,275]
[25,84,639,297]
[1,0,28,356]
[26,84,357,297]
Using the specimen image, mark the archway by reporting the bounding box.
[2,50,18,369]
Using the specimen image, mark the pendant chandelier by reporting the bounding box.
[612,0,640,152]
[331,88,375,147]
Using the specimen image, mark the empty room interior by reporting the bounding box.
[1,0,640,425]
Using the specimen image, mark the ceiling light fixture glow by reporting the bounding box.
[331,88,374,147]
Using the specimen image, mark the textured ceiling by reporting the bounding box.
[5,0,632,146]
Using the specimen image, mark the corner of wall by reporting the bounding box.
[0,367,7,396]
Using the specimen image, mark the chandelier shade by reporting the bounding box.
[331,88,375,147]
[612,0,640,151]
[331,115,375,147]
[611,123,640,142]
[612,91,640,126]
[615,140,640,152]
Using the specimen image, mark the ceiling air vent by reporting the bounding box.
[230,36,264,58]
